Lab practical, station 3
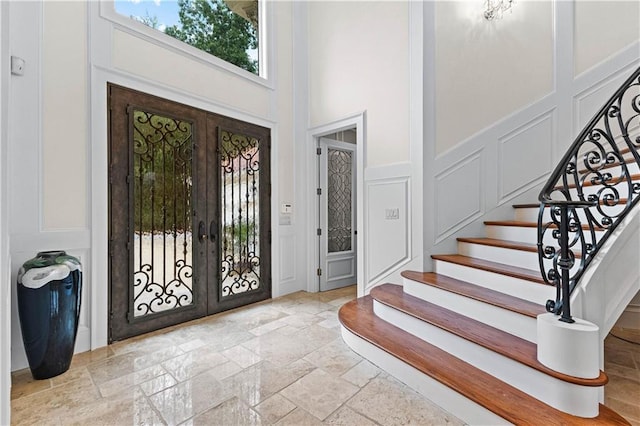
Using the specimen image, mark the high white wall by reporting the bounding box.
[425,0,640,262]
[435,0,553,155]
[306,0,423,295]
[574,0,640,76]
[308,1,410,167]
[8,0,299,371]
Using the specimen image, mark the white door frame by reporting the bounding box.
[306,112,365,295]
[0,1,10,421]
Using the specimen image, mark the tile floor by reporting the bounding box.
[10,286,640,425]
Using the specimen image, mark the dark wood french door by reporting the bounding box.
[108,84,271,342]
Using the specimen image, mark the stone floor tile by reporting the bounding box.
[161,348,228,382]
[303,339,362,375]
[191,397,263,425]
[340,359,381,388]
[98,364,167,398]
[254,393,297,424]
[10,368,52,400]
[324,406,378,425]
[222,344,262,369]
[11,373,100,425]
[275,408,324,426]
[347,376,463,426]
[223,359,316,406]
[140,373,178,396]
[149,371,233,425]
[64,387,163,426]
[280,369,359,421]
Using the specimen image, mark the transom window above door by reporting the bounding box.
[108,0,265,78]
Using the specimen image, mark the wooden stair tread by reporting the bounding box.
[513,199,629,209]
[458,237,582,258]
[370,283,607,386]
[578,155,638,175]
[432,254,546,284]
[485,220,604,231]
[555,173,640,190]
[458,237,538,253]
[401,271,546,318]
[339,297,629,425]
[513,203,540,209]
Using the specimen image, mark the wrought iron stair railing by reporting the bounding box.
[538,66,640,323]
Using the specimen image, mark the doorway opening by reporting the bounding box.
[317,129,357,291]
[108,84,271,341]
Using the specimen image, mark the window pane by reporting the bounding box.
[114,0,260,75]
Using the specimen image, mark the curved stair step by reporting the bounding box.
[431,254,546,284]
[338,296,630,425]
[370,283,607,386]
[485,220,605,231]
[401,271,546,318]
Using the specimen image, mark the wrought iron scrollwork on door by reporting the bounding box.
[131,109,194,317]
[219,129,262,297]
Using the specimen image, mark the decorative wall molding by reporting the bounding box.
[574,59,640,133]
[365,176,411,290]
[435,151,483,243]
[425,14,640,258]
[497,109,555,204]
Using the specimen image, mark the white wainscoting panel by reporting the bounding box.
[365,177,410,289]
[277,226,299,296]
[498,110,555,204]
[435,152,483,242]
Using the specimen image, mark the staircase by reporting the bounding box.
[339,68,640,424]
[339,207,630,425]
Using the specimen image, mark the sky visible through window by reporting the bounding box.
[115,0,181,32]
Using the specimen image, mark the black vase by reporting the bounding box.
[17,250,82,379]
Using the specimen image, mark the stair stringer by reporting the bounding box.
[568,205,640,347]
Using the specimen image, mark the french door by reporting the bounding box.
[108,84,271,342]
[318,137,357,291]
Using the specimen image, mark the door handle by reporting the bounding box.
[198,221,208,242]
[209,220,217,241]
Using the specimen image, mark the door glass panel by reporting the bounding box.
[327,148,352,253]
[219,129,261,297]
[132,109,194,317]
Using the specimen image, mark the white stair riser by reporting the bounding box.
[433,259,554,304]
[485,225,539,243]
[341,327,510,425]
[485,224,605,244]
[458,242,539,271]
[459,242,583,278]
[373,301,601,418]
[517,205,632,225]
[403,277,537,342]
[514,207,550,223]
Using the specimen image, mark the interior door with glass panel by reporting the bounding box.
[318,138,357,291]
[108,84,270,342]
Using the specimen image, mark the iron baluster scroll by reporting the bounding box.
[131,108,194,317]
[538,67,640,322]
[219,129,262,297]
